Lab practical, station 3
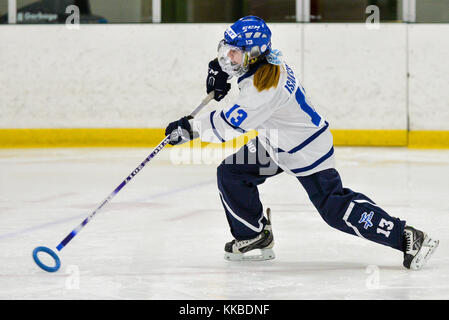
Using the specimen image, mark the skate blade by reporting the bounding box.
[410,236,439,270]
[224,249,275,262]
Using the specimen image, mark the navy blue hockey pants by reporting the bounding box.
[217,140,406,251]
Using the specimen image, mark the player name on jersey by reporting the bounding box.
[284,63,296,94]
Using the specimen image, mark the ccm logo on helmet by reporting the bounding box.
[242,25,261,32]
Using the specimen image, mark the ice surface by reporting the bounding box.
[0,146,448,299]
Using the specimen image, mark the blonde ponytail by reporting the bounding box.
[253,63,281,92]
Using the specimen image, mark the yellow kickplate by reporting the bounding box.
[0,128,258,149]
[330,129,408,147]
[408,131,449,149]
[0,128,448,149]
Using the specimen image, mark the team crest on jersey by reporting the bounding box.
[358,211,374,229]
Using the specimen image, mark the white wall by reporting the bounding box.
[408,24,449,131]
[0,23,448,131]
[303,23,407,130]
[0,23,302,129]
[0,24,223,128]
[89,0,143,23]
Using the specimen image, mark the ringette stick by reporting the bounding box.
[32,91,215,272]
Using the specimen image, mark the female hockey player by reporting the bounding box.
[165,16,439,270]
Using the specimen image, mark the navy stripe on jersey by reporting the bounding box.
[271,121,329,154]
[290,147,334,174]
[288,121,329,154]
[210,111,225,142]
[220,111,247,133]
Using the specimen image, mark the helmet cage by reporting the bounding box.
[217,39,270,77]
[217,40,248,77]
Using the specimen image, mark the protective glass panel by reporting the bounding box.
[243,0,295,22]
[0,0,152,24]
[310,0,401,22]
[416,0,449,23]
[0,0,9,23]
[162,0,295,23]
[90,0,152,23]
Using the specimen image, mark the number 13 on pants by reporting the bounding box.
[377,218,394,238]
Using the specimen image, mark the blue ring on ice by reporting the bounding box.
[32,246,61,272]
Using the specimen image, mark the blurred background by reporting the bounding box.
[2,0,449,23]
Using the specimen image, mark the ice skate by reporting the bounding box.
[403,225,439,270]
[224,208,275,261]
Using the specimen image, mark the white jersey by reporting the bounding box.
[191,61,335,177]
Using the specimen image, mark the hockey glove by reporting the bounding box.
[207,58,231,102]
[165,116,194,146]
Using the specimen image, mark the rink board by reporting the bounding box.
[1,24,448,132]
[1,24,448,149]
